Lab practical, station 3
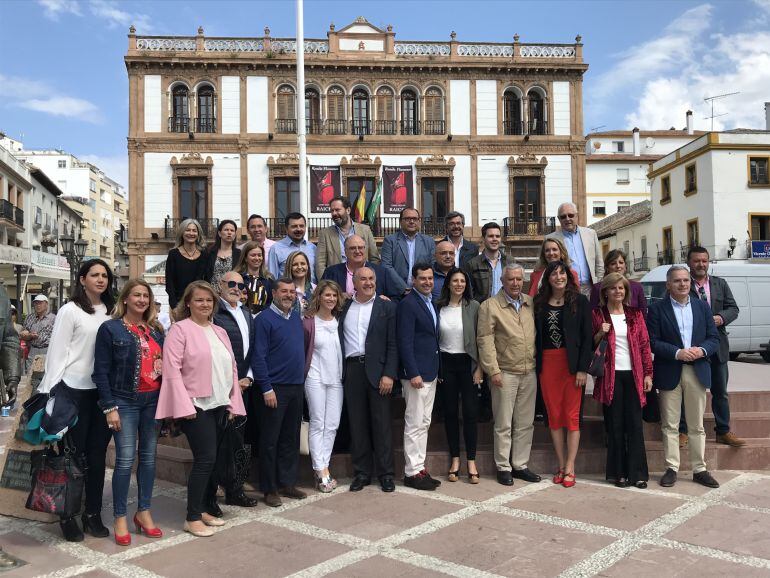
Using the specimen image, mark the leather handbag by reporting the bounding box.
[25,437,86,518]
[299,420,310,456]
[587,311,609,378]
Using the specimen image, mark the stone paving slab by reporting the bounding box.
[1,470,770,577]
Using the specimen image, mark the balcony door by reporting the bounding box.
[178,177,207,222]
[513,177,541,223]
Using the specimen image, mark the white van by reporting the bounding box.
[640,262,770,362]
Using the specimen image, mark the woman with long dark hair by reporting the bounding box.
[204,219,241,290]
[235,241,273,316]
[38,259,116,542]
[435,268,482,483]
[93,280,165,545]
[534,260,592,488]
[166,218,206,310]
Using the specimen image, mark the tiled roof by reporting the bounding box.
[590,200,651,239]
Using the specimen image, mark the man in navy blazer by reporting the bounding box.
[322,235,406,300]
[647,265,720,489]
[381,207,436,288]
[397,263,441,491]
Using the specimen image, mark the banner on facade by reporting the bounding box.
[751,240,770,259]
[382,166,414,214]
[310,166,341,213]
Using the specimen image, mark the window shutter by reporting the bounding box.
[328,88,345,120]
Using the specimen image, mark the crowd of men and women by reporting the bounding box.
[29,196,744,544]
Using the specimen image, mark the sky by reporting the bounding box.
[1,0,769,190]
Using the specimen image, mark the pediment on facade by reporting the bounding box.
[171,152,213,166]
[267,152,301,166]
[336,17,387,35]
[341,154,381,166]
[416,154,456,169]
[508,153,548,167]
[507,154,547,181]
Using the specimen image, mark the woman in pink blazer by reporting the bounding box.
[157,281,246,538]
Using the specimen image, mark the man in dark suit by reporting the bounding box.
[444,211,479,269]
[397,263,441,491]
[381,207,436,288]
[339,267,398,493]
[322,235,406,300]
[213,271,259,508]
[647,265,721,488]
[680,247,744,447]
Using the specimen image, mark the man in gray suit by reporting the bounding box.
[381,207,436,288]
[681,246,744,447]
[315,196,379,280]
[547,202,603,295]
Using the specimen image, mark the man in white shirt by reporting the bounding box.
[338,267,398,493]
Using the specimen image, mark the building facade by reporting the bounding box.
[125,18,589,278]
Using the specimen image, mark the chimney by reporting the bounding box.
[686,110,694,135]
[632,127,640,157]
[765,102,770,131]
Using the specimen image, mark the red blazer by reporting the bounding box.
[528,267,580,297]
[591,306,653,408]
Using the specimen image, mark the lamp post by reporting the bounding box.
[60,234,89,297]
[727,236,737,259]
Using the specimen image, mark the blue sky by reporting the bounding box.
[1,0,769,189]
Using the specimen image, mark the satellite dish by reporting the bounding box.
[645,137,655,149]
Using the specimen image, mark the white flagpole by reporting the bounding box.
[296,0,308,221]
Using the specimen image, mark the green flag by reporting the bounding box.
[366,177,382,224]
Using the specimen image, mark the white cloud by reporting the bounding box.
[589,3,770,131]
[36,0,154,32]
[80,154,128,190]
[19,96,103,124]
[37,0,82,20]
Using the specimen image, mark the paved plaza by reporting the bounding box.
[1,466,770,577]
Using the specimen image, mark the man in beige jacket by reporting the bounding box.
[477,263,541,486]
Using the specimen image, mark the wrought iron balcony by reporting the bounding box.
[350,120,371,136]
[168,116,190,133]
[527,119,548,135]
[306,118,324,134]
[195,117,217,133]
[164,217,220,239]
[400,119,421,135]
[275,118,297,134]
[502,216,557,237]
[503,120,525,135]
[657,250,674,266]
[633,256,650,272]
[375,120,397,135]
[325,119,347,135]
[423,120,446,135]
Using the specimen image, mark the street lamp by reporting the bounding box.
[727,236,737,258]
[61,234,89,297]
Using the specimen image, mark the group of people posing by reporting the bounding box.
[34,197,743,546]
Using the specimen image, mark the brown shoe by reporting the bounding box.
[264,492,282,508]
[279,486,307,500]
[679,433,689,449]
[716,432,746,447]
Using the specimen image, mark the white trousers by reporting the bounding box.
[304,379,344,471]
[402,378,437,477]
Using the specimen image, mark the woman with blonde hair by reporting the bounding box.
[236,241,273,315]
[93,279,165,545]
[285,250,314,315]
[528,237,579,297]
[166,218,206,309]
[302,280,345,492]
[156,281,246,538]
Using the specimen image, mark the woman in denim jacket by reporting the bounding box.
[93,280,165,546]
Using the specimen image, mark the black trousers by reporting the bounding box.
[344,358,394,479]
[439,352,479,460]
[66,387,112,516]
[258,384,302,493]
[181,406,226,521]
[605,371,648,483]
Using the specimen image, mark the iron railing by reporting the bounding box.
[168,116,190,133]
[350,120,371,136]
[306,118,324,134]
[195,117,216,133]
[275,119,297,134]
[400,119,420,135]
[14,206,23,226]
[657,250,674,266]
[423,120,446,135]
[374,120,397,135]
[527,119,548,135]
[502,216,557,237]
[503,120,525,135]
[325,119,347,135]
[633,256,650,272]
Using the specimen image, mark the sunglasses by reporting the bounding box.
[226,281,246,290]
[558,213,576,220]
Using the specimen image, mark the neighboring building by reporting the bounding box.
[0,142,31,306]
[592,127,770,275]
[584,111,704,224]
[125,19,589,278]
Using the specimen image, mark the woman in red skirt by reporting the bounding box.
[535,261,592,488]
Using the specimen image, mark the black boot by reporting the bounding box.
[81,513,109,538]
[60,517,84,542]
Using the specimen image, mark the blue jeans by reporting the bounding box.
[112,391,160,518]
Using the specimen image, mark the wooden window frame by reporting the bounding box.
[170,153,213,225]
[662,226,673,262]
[686,217,699,247]
[660,174,671,205]
[506,154,546,234]
[415,154,455,219]
[684,162,697,196]
[267,153,302,225]
[748,155,770,187]
[420,177,450,223]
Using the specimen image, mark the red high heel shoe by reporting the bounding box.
[114,531,131,546]
[133,513,163,538]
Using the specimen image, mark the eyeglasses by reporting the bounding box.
[401,217,419,222]
[226,281,246,290]
[558,213,576,220]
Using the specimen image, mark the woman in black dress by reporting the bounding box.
[166,219,206,310]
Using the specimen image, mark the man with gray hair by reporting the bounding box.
[477,263,541,485]
[647,265,720,488]
[547,202,603,295]
[443,211,479,268]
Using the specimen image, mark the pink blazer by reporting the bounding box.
[156,318,246,419]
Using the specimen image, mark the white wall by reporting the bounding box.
[544,155,573,216]
[220,76,240,134]
[551,81,571,136]
[339,38,384,51]
[144,153,174,228]
[144,75,161,133]
[247,154,271,217]
[475,80,497,136]
[210,154,241,224]
[476,156,508,224]
[452,155,472,223]
[449,80,470,135]
[246,76,268,134]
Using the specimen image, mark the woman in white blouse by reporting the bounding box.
[39,259,115,542]
[435,268,482,483]
[302,280,344,492]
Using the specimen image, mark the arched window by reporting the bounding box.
[424,87,445,135]
[170,85,189,132]
[305,87,321,134]
[401,88,419,135]
[276,85,296,133]
[503,89,523,135]
[326,86,346,135]
[375,87,395,135]
[196,84,216,133]
[351,88,370,135]
[528,89,546,135]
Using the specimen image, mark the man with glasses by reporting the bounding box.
[381,207,436,288]
[322,235,405,300]
[547,202,603,295]
[315,196,380,280]
[443,211,478,269]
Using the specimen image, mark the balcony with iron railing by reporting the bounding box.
[164,217,220,239]
[195,117,217,133]
[423,120,446,135]
[503,120,525,135]
[375,120,397,135]
[502,216,557,237]
[527,119,548,135]
[168,116,190,133]
[400,119,420,135]
[275,118,297,134]
[325,119,347,135]
[350,120,372,136]
[306,118,324,134]
[633,255,650,273]
[262,216,449,241]
[0,199,23,229]
[657,250,674,266]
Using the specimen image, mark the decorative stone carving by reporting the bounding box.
[205,39,264,52]
[267,153,301,179]
[136,38,196,51]
[169,154,213,220]
[506,155,547,181]
[340,155,381,180]
[395,43,451,56]
[457,44,514,57]
[520,45,576,58]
